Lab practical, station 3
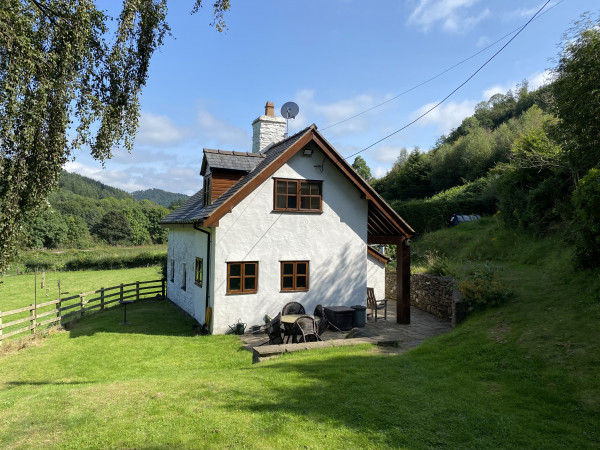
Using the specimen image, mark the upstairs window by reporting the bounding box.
[227,262,258,294]
[274,179,322,212]
[281,261,309,292]
[203,175,212,206]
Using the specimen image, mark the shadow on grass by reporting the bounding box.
[66,298,200,338]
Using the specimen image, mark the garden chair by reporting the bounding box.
[290,316,321,343]
[281,301,305,315]
[313,304,330,335]
[367,287,388,321]
[260,313,283,346]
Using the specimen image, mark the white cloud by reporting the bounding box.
[408,0,490,33]
[291,89,395,137]
[136,112,188,146]
[482,84,512,100]
[477,36,490,47]
[528,70,554,90]
[372,145,406,164]
[373,166,389,179]
[413,99,477,134]
[196,108,249,149]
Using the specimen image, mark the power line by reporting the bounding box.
[343,0,552,161]
[322,0,564,133]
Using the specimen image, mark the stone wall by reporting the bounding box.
[386,271,462,323]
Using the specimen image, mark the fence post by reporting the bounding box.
[0,312,3,346]
[100,288,105,310]
[30,303,36,335]
[120,284,124,302]
[80,294,86,318]
[162,279,165,299]
[136,281,140,301]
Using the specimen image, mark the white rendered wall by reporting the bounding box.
[211,148,368,334]
[367,253,386,301]
[166,225,212,325]
[252,115,286,153]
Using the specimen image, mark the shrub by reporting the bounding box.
[424,250,453,277]
[458,262,513,312]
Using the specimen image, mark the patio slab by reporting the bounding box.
[241,302,452,363]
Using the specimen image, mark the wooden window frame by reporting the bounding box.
[226,262,258,295]
[195,257,203,287]
[280,261,310,292]
[273,178,322,213]
[181,263,187,291]
[203,174,212,207]
[170,258,175,283]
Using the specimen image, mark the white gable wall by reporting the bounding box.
[367,252,386,301]
[211,148,368,333]
[166,225,211,325]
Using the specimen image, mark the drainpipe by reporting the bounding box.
[193,223,211,328]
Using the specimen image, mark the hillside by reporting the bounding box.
[59,170,134,200]
[132,188,189,208]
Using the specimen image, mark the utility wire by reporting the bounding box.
[343,0,552,161]
[323,0,564,133]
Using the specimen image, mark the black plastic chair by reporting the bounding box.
[282,301,305,316]
[291,316,321,343]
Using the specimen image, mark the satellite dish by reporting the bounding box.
[281,102,299,119]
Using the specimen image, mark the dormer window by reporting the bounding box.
[273,178,322,212]
[203,175,212,206]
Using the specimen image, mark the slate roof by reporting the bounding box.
[201,149,265,174]
[161,126,312,225]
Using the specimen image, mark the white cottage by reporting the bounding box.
[161,103,414,334]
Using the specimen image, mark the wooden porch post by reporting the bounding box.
[396,237,411,324]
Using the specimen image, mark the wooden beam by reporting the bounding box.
[396,237,411,324]
[367,235,403,245]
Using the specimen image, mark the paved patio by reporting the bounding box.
[241,301,452,363]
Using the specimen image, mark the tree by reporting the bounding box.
[351,156,372,182]
[95,211,133,245]
[552,14,600,177]
[0,0,230,274]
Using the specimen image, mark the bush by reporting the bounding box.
[392,177,497,234]
[424,250,453,277]
[458,262,513,312]
[572,168,600,268]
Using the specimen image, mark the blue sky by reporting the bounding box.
[65,0,598,195]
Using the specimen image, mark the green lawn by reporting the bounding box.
[0,219,598,448]
[1,266,162,313]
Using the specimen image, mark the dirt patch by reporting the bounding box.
[489,322,511,343]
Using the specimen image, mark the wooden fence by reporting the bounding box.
[0,279,166,345]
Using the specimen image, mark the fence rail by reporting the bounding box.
[0,279,165,345]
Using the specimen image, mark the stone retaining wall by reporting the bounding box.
[386,271,463,324]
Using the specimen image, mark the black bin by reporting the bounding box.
[351,305,367,327]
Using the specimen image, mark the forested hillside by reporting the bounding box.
[23,171,175,250]
[367,15,600,269]
[132,188,189,208]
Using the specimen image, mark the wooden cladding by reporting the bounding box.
[211,170,245,203]
[273,178,322,212]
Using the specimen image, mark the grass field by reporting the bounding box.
[0,266,163,313]
[0,218,598,448]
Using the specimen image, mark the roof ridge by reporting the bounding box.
[262,124,315,155]
[203,148,266,158]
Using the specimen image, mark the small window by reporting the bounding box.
[281,261,309,292]
[227,262,258,294]
[195,257,203,287]
[182,263,187,291]
[170,259,175,283]
[203,175,212,206]
[274,179,322,212]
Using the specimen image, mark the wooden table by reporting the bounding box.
[280,314,320,324]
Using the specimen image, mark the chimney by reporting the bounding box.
[252,101,286,153]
